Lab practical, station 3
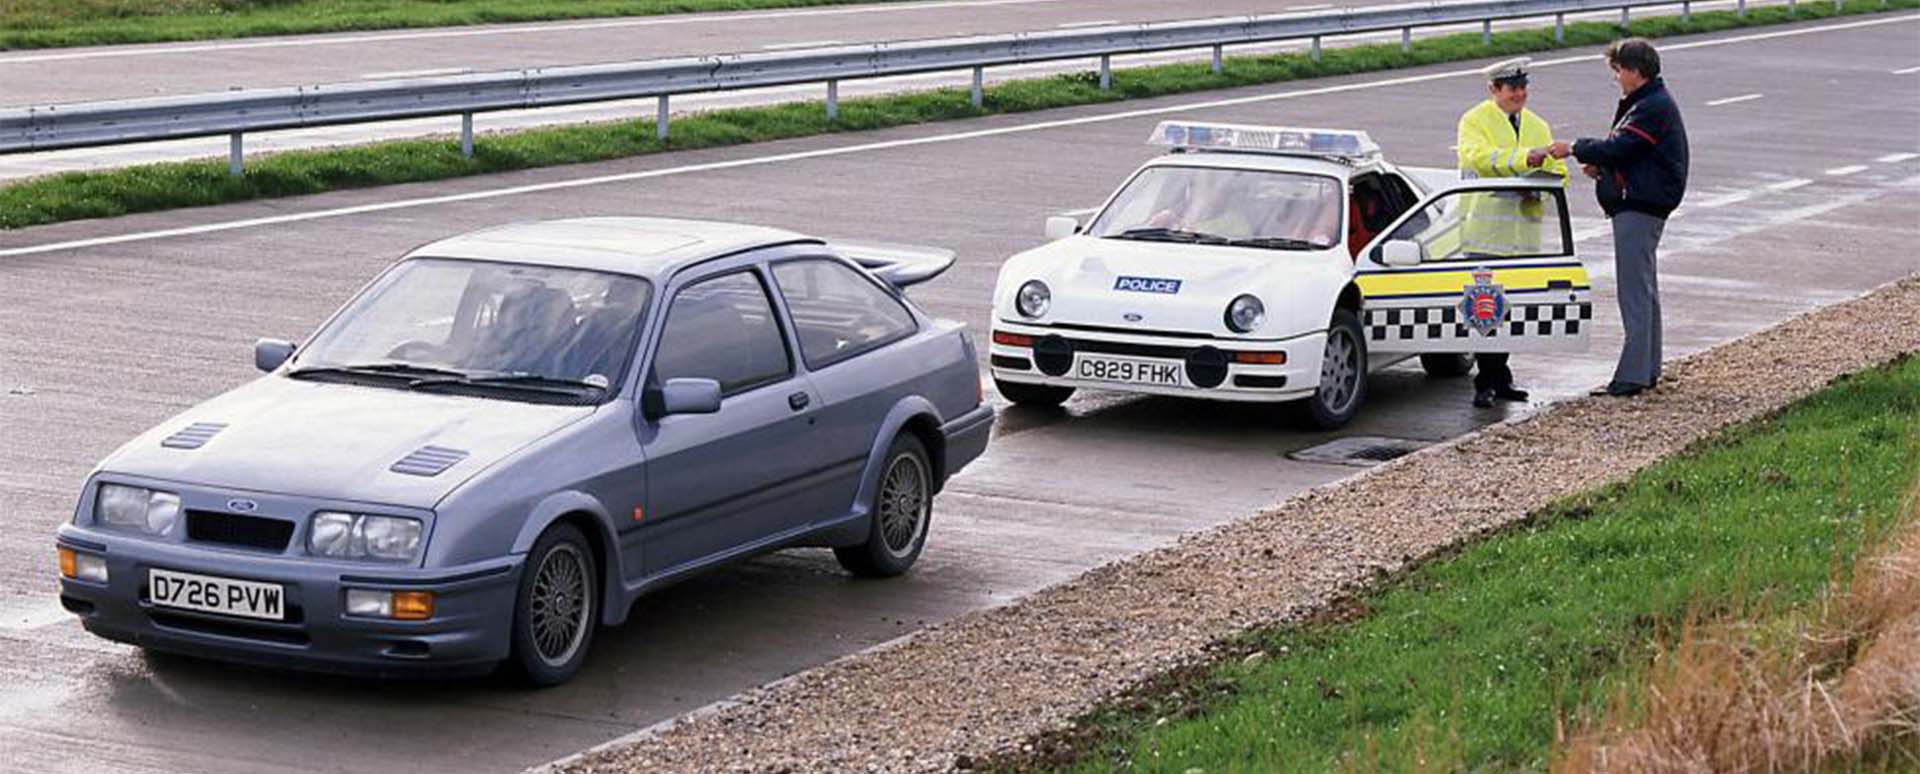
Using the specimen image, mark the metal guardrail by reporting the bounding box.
[0,0,1822,174]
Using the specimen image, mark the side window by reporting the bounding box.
[1383,187,1568,263]
[771,259,919,370]
[652,271,792,396]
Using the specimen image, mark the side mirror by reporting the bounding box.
[1043,216,1080,241]
[254,339,296,372]
[1379,240,1424,268]
[646,377,722,418]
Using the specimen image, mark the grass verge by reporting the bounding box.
[3,0,1913,231]
[0,0,919,50]
[1001,355,1920,773]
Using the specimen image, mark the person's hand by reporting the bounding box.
[1525,147,1548,168]
[1581,163,1601,180]
[1546,141,1573,160]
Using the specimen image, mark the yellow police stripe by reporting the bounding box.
[1356,263,1589,299]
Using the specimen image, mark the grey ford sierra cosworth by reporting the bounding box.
[54,217,993,685]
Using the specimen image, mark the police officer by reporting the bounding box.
[1456,57,1566,409]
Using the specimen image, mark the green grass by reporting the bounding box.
[1031,356,1920,774]
[3,0,1913,231]
[0,0,922,50]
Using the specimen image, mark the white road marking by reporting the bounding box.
[1058,206,1101,216]
[1825,164,1869,176]
[1894,65,1920,74]
[360,67,470,80]
[1056,19,1119,28]
[760,40,845,51]
[1765,178,1813,191]
[2,13,1912,259]
[0,0,1074,65]
[1705,92,1764,106]
[1689,190,1756,209]
[1878,152,1920,163]
[1289,4,1337,10]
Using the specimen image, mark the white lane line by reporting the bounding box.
[0,0,1073,65]
[360,67,469,80]
[1689,191,1755,209]
[1765,178,1813,192]
[1878,152,1920,163]
[1825,164,1869,176]
[1055,19,1119,29]
[1705,92,1764,106]
[760,40,844,50]
[1058,206,1101,216]
[1894,65,1920,74]
[1289,3,1337,10]
[3,13,1913,260]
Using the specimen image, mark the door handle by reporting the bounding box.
[788,392,811,411]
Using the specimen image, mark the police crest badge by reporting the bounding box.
[1459,268,1507,336]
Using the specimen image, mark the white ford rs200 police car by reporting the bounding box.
[989,121,1592,429]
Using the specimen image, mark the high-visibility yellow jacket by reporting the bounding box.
[1455,99,1567,257]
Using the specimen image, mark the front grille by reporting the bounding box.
[1057,336,1200,360]
[186,510,295,551]
[1047,322,1217,340]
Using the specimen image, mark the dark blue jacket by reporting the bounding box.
[1572,78,1689,220]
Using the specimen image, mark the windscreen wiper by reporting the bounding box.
[406,372,606,396]
[286,361,471,380]
[1110,227,1229,244]
[1225,236,1321,250]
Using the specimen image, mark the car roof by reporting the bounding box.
[403,217,819,278]
[1140,150,1366,179]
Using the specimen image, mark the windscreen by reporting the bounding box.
[1086,166,1342,250]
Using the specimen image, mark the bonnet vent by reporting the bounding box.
[390,446,469,477]
[161,422,227,450]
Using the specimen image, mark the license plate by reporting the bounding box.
[1074,355,1184,386]
[149,568,285,621]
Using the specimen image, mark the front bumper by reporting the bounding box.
[56,526,520,678]
[988,321,1324,403]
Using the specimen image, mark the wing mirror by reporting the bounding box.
[254,339,296,372]
[1043,216,1080,241]
[1378,240,1424,268]
[645,378,722,418]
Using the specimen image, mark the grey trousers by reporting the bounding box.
[1610,210,1666,388]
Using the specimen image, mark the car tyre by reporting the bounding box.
[1419,353,1474,378]
[509,523,597,687]
[994,378,1074,408]
[1299,309,1369,430]
[835,434,933,578]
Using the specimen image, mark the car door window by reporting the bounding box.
[653,271,792,395]
[1384,187,1569,262]
[771,259,918,370]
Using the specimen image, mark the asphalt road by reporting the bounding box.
[0,13,1916,774]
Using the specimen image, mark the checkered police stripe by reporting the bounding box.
[1364,302,1591,342]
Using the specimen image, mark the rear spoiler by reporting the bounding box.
[831,240,957,289]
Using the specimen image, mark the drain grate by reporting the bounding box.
[1288,436,1432,467]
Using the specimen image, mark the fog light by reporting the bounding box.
[1233,351,1287,365]
[346,589,434,620]
[59,548,108,583]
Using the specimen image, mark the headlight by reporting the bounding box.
[1225,295,1266,333]
[95,484,182,536]
[1016,280,1051,318]
[309,512,423,562]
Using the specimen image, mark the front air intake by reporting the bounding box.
[390,446,469,477]
[161,422,227,450]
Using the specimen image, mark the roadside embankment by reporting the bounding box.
[545,275,1920,774]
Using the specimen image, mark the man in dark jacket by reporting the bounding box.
[1548,38,1688,397]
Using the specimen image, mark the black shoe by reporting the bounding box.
[1492,385,1530,402]
[1589,381,1644,397]
[1473,388,1494,408]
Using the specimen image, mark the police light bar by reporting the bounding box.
[1148,121,1380,161]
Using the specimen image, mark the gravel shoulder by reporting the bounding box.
[544,273,1920,774]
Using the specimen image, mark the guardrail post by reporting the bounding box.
[1401,26,1411,52]
[1482,19,1492,45]
[656,95,669,141]
[1211,44,1223,74]
[228,132,243,177]
[460,113,473,158]
[826,80,839,120]
[1099,55,1111,90]
[971,67,984,107]
[1554,13,1565,41]
[1620,6,1630,26]
[1789,0,1797,14]
[1737,0,1746,18]
[1682,0,1691,21]
[1310,35,1321,63]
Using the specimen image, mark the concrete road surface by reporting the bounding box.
[0,14,1915,774]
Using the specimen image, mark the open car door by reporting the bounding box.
[1352,180,1591,355]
